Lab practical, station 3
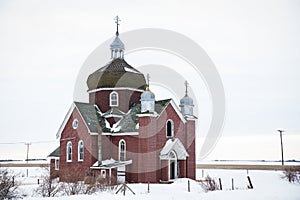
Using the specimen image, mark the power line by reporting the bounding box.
[0,140,58,145]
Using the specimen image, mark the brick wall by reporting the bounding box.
[89,89,142,113]
[59,107,98,182]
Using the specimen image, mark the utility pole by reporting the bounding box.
[25,142,31,177]
[277,130,284,166]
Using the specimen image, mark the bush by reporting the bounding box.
[0,168,21,199]
[282,168,300,183]
[35,168,62,197]
[199,175,219,192]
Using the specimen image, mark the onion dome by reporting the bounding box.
[180,95,194,106]
[141,87,155,101]
[179,81,194,116]
[87,58,147,91]
[87,17,147,91]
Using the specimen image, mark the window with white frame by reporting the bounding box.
[110,91,118,106]
[66,141,72,162]
[54,159,60,170]
[101,170,106,178]
[166,120,174,138]
[78,140,84,161]
[119,139,126,161]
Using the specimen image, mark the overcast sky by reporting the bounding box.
[0,0,299,160]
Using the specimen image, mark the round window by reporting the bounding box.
[72,119,79,129]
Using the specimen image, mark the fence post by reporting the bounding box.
[188,180,190,192]
[148,182,150,193]
[231,178,234,190]
[218,178,222,190]
[247,176,253,189]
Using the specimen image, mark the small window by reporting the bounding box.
[78,140,84,161]
[166,120,174,137]
[119,139,126,161]
[101,170,106,178]
[66,141,72,162]
[54,159,60,170]
[110,91,118,107]
[72,119,78,129]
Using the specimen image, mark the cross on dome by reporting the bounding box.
[110,16,125,59]
[114,16,121,36]
[184,80,189,96]
[146,74,150,88]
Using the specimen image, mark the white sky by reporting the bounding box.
[0,0,299,160]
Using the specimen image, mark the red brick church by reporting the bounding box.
[49,19,197,183]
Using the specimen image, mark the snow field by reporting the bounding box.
[4,167,300,200]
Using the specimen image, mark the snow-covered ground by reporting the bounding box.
[4,166,298,200]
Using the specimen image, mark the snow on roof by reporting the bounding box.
[160,138,189,160]
[91,159,132,169]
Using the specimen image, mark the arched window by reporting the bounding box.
[110,91,118,107]
[78,140,84,161]
[119,139,126,161]
[166,120,174,138]
[66,141,72,162]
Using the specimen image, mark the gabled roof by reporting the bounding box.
[74,102,100,134]
[159,138,189,160]
[48,147,60,157]
[56,102,100,139]
[101,99,172,134]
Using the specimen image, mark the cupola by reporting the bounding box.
[179,81,194,116]
[141,74,155,113]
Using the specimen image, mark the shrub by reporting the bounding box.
[0,168,21,199]
[282,168,300,183]
[199,175,219,192]
[35,168,62,197]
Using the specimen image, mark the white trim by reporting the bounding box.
[109,91,119,107]
[90,160,132,169]
[72,118,79,129]
[56,102,99,139]
[56,103,75,139]
[160,138,189,160]
[103,114,123,118]
[66,141,72,162]
[168,151,178,181]
[118,139,126,161]
[54,158,60,170]
[88,87,144,94]
[157,99,187,124]
[102,132,139,136]
[78,140,84,162]
[136,113,159,117]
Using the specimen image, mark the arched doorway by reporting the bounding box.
[168,151,178,180]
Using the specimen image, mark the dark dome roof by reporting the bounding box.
[87,58,147,91]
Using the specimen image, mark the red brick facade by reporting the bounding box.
[52,89,196,184]
[89,89,142,113]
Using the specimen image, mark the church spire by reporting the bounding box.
[184,80,188,96]
[110,16,125,59]
[114,16,120,36]
[146,74,150,89]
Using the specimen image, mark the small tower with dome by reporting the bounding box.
[180,81,194,116]
[141,74,155,113]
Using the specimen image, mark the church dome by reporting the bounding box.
[87,58,147,91]
[141,88,155,101]
[180,95,194,106]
